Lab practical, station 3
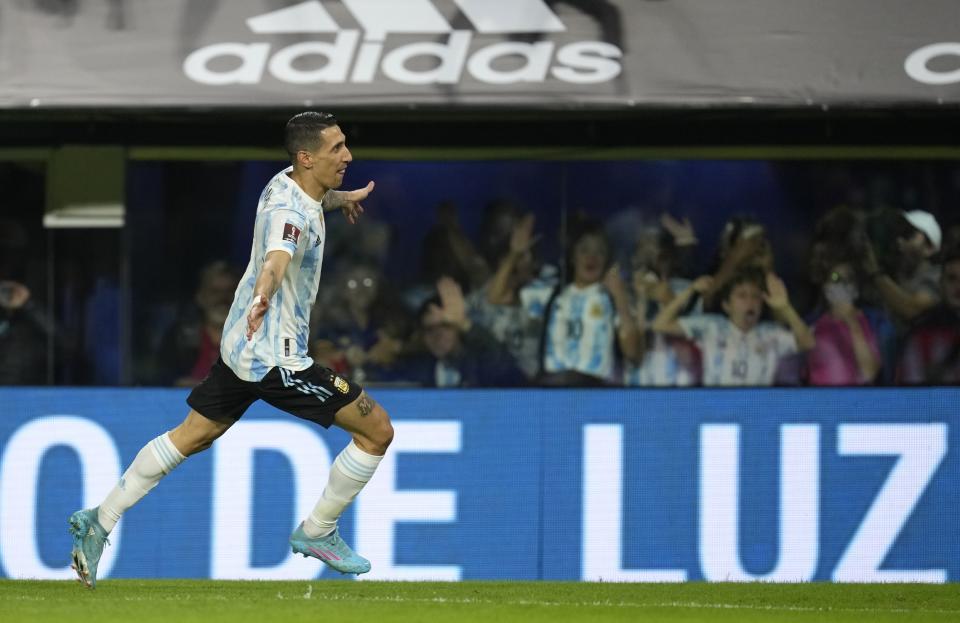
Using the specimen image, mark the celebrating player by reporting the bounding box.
[68,112,392,587]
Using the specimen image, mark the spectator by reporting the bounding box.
[403,277,524,387]
[807,261,881,386]
[810,204,897,383]
[469,212,548,381]
[897,252,960,385]
[172,303,229,387]
[653,267,815,386]
[703,216,775,311]
[157,260,239,386]
[646,213,699,281]
[862,210,941,324]
[0,280,55,385]
[533,221,641,386]
[310,261,409,384]
[325,214,393,269]
[624,214,701,386]
[477,198,525,273]
[420,200,489,295]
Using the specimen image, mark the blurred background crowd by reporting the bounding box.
[2,158,959,388]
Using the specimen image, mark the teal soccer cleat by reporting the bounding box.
[289,523,371,575]
[68,508,110,588]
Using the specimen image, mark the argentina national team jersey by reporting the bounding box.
[541,282,618,381]
[678,314,797,386]
[221,167,326,382]
[624,279,701,386]
[624,332,699,387]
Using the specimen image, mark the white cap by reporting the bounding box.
[903,210,941,252]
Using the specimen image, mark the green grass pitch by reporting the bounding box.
[2,580,959,622]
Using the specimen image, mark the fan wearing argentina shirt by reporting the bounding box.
[532,221,643,386]
[68,112,391,588]
[653,266,816,386]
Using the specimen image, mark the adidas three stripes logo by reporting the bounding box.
[279,368,333,402]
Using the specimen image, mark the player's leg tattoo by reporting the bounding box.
[357,392,376,417]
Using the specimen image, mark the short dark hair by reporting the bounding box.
[284,111,338,158]
[719,266,767,302]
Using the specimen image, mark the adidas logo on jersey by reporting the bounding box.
[184,0,622,86]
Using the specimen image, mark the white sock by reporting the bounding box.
[97,432,186,533]
[303,441,383,538]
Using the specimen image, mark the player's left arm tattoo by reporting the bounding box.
[322,187,369,225]
[322,190,346,212]
[357,393,376,417]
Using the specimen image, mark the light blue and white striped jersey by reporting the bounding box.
[624,332,699,387]
[624,278,701,386]
[678,314,797,386]
[538,282,618,382]
[221,167,326,382]
[467,265,558,379]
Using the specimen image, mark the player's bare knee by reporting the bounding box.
[373,407,394,451]
[355,404,393,455]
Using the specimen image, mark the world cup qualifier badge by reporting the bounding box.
[282,222,301,245]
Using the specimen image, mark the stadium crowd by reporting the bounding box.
[2,162,959,389]
[150,204,960,389]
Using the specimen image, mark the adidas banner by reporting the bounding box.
[0,387,957,581]
[0,0,958,108]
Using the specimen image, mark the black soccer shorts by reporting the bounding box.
[186,357,363,428]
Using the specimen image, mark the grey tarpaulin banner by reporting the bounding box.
[1,0,958,109]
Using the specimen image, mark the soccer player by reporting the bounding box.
[68,112,393,587]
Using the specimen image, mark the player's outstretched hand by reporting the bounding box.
[246,294,269,340]
[330,181,374,225]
